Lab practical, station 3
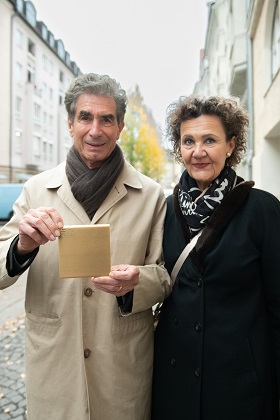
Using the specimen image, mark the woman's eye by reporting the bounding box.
[182,138,193,146]
[206,137,215,144]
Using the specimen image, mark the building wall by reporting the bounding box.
[194,0,280,195]
[251,0,280,198]
[194,0,248,180]
[0,0,81,183]
[0,0,13,180]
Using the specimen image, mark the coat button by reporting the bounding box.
[174,317,179,325]
[84,287,93,297]
[171,358,176,367]
[84,348,91,358]
[196,279,202,287]
[194,368,201,378]
[194,322,202,332]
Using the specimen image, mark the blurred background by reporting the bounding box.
[0,0,279,200]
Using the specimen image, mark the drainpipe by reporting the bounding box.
[246,0,254,181]
[9,10,17,183]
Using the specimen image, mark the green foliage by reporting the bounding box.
[120,85,166,182]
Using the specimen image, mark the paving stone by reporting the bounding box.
[0,317,26,419]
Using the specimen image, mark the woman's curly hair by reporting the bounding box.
[165,95,248,168]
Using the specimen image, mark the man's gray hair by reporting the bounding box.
[64,73,127,125]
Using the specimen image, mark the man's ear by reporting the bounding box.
[117,122,125,138]
[68,119,74,137]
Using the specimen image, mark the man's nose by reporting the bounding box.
[89,120,102,136]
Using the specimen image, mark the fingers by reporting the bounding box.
[92,278,126,296]
[91,265,139,296]
[17,207,63,254]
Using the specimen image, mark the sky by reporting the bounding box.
[31,0,209,131]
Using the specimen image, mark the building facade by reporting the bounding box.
[0,0,81,183]
[194,0,280,198]
[248,0,280,198]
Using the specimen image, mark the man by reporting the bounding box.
[0,73,171,420]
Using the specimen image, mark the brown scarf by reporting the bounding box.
[65,144,124,220]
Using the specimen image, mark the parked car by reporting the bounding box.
[0,183,24,220]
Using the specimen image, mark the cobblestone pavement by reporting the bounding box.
[0,316,27,420]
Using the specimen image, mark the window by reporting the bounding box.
[48,60,54,75]
[49,33,55,49]
[33,103,41,125]
[15,97,22,119]
[49,143,54,161]
[40,23,48,41]
[33,136,41,157]
[65,52,71,67]
[42,82,47,100]
[15,130,22,154]
[49,88,53,103]
[42,139,48,160]
[28,39,35,56]
[16,0,24,13]
[43,112,47,127]
[15,63,23,85]
[27,64,35,83]
[57,40,65,60]
[26,2,36,27]
[43,54,48,71]
[272,2,280,78]
[49,115,53,132]
[16,29,23,48]
[59,70,64,83]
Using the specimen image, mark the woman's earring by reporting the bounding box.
[226,152,231,157]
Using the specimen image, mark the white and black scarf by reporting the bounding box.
[178,166,237,234]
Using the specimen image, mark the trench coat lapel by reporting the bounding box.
[93,161,143,223]
[44,162,90,224]
[44,161,143,225]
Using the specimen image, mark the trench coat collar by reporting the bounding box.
[44,160,143,224]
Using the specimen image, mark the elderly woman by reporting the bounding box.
[152,96,280,420]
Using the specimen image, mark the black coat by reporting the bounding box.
[152,180,280,420]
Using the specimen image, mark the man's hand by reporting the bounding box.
[91,264,139,296]
[17,207,63,254]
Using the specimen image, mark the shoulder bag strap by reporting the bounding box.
[171,229,203,286]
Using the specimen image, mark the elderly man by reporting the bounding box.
[0,73,170,420]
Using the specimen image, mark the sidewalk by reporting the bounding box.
[0,274,27,420]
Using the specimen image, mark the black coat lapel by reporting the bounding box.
[173,179,255,272]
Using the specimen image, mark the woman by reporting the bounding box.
[152,96,280,420]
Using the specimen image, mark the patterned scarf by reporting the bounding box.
[65,144,124,220]
[178,166,237,234]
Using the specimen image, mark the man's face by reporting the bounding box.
[68,94,124,169]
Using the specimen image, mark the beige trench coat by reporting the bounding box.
[0,161,171,420]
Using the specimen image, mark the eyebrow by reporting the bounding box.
[77,110,92,119]
[182,133,217,139]
[201,133,217,138]
[77,111,116,121]
[101,113,115,121]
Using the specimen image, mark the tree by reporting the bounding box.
[120,85,166,182]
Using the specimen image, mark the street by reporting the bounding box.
[0,219,27,419]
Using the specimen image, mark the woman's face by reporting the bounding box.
[180,114,236,190]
